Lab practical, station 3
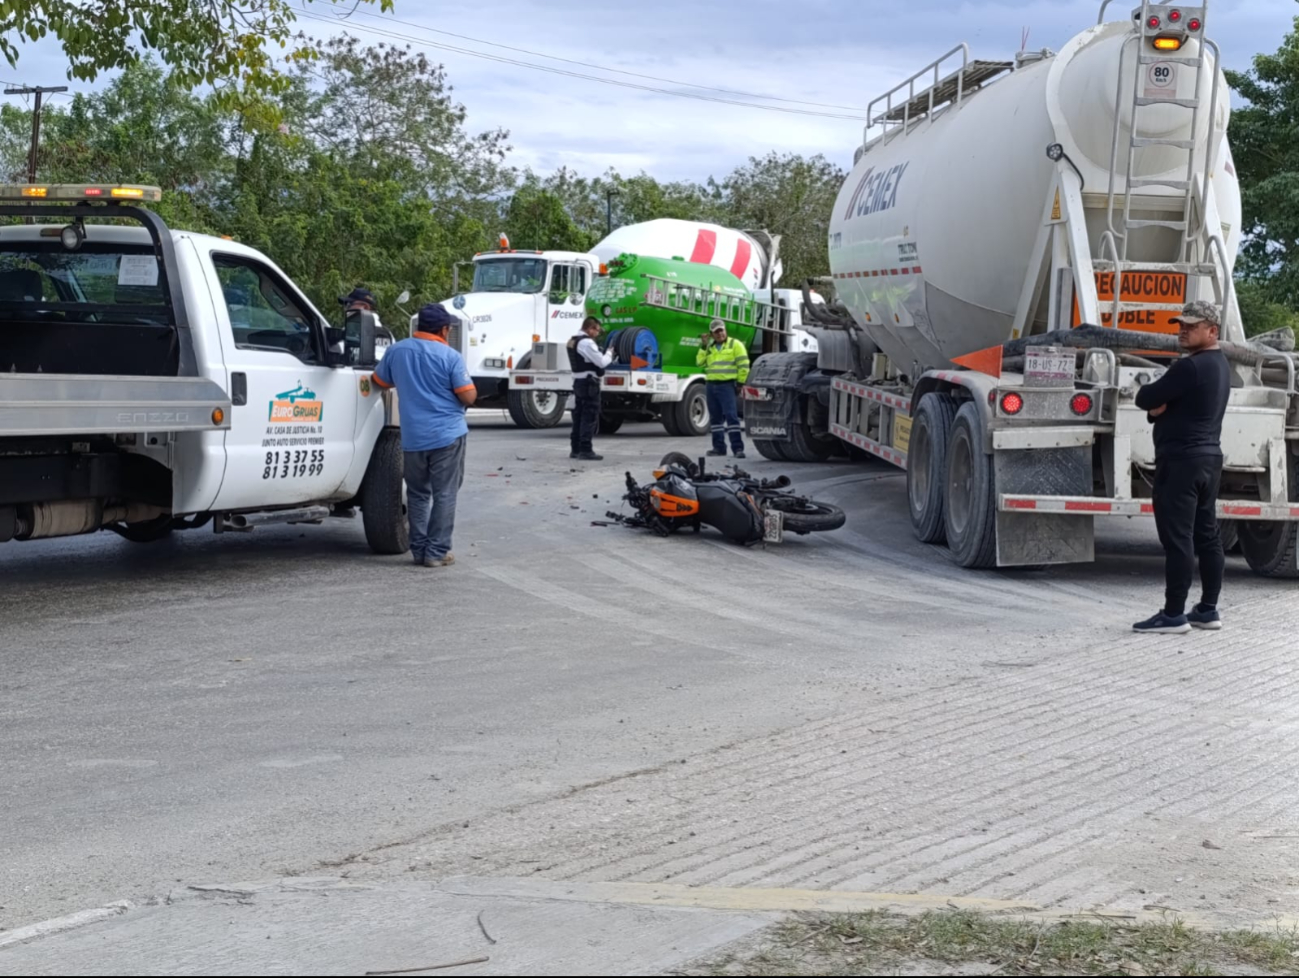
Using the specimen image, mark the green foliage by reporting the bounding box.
[0,0,393,99]
[1237,279,1299,340]
[1226,16,1299,327]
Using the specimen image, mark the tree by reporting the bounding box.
[502,187,590,252]
[0,0,393,96]
[1226,17,1299,328]
[709,152,844,285]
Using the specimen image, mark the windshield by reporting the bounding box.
[471,257,547,294]
[0,243,168,324]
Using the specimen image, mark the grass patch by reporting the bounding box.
[691,911,1299,977]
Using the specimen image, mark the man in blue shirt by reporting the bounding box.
[372,304,477,567]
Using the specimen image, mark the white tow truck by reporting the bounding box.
[0,184,406,551]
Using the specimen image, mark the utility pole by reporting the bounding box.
[3,85,69,183]
[604,188,619,236]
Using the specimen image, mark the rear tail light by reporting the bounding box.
[515,376,533,386]
[1000,392,1024,415]
[1168,9,1182,22]
[1070,393,1095,416]
[1147,15,1161,29]
[1188,17,1201,31]
[605,377,625,387]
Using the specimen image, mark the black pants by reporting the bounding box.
[1152,455,1225,615]
[570,376,600,454]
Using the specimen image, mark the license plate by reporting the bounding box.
[763,510,784,544]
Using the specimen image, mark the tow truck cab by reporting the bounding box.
[0,183,406,551]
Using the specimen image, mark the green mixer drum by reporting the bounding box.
[586,253,757,376]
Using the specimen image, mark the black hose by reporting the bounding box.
[1004,325,1271,370]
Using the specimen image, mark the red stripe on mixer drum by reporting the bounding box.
[689,229,717,264]
[730,238,753,277]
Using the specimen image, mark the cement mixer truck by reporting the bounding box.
[738,1,1299,577]
[436,220,782,429]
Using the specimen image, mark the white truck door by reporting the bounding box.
[203,250,358,511]
[545,263,588,340]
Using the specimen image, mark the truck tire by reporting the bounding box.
[667,382,709,437]
[1238,451,1299,578]
[1218,518,1240,555]
[360,429,410,556]
[598,413,624,435]
[908,392,958,544]
[944,401,998,569]
[753,439,790,462]
[783,415,835,463]
[506,354,566,429]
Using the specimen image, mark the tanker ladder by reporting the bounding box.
[641,275,795,337]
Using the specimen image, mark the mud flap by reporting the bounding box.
[994,446,1094,566]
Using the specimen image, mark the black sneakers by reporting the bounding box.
[576,452,603,461]
[706,450,726,457]
[1132,611,1192,634]
[1187,604,1223,630]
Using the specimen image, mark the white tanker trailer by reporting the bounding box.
[741,1,1299,577]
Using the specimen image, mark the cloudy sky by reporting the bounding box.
[2,0,1294,182]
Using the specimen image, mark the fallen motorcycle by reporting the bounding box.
[605,452,846,545]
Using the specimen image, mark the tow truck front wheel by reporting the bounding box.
[360,429,410,555]
[506,354,567,429]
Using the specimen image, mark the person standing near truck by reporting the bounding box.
[1132,300,1233,634]
[568,316,614,461]
[697,319,750,459]
[371,304,477,568]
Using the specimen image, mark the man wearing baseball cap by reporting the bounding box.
[371,304,477,568]
[696,319,750,459]
[1132,300,1232,634]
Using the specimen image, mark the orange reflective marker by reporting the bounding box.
[631,356,649,369]
[952,345,1003,378]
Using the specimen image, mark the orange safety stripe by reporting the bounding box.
[453,384,476,394]
[413,331,448,344]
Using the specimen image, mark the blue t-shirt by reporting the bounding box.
[373,332,474,452]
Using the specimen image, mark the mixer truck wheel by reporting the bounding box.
[783,418,834,463]
[506,354,567,429]
[907,393,958,544]
[944,402,999,569]
[598,413,624,435]
[1217,519,1240,555]
[666,382,709,437]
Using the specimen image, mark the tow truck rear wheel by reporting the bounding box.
[506,353,567,429]
[360,428,410,555]
[908,392,958,544]
[598,413,624,435]
[944,401,998,569]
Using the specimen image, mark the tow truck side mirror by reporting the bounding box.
[348,310,379,368]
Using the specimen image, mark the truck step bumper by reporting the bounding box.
[0,374,231,437]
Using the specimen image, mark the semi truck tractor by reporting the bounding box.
[739,1,1299,577]
[509,252,821,435]
[437,220,783,429]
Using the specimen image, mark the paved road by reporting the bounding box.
[2,413,1294,943]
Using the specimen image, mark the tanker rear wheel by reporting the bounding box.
[944,402,998,569]
[506,354,566,429]
[1238,450,1299,578]
[667,382,709,437]
[908,392,958,544]
[753,439,790,462]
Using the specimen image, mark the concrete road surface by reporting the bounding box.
[2,412,1295,971]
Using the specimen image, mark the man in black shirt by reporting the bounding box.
[1133,300,1233,634]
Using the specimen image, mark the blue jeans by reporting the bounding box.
[404,435,467,561]
[706,382,744,454]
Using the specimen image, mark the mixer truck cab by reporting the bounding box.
[435,240,600,429]
[0,183,408,554]
[743,0,1299,578]
[508,249,817,438]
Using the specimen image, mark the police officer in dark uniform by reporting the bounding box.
[567,316,614,461]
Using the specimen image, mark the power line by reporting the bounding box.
[325,6,868,114]
[294,9,865,121]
